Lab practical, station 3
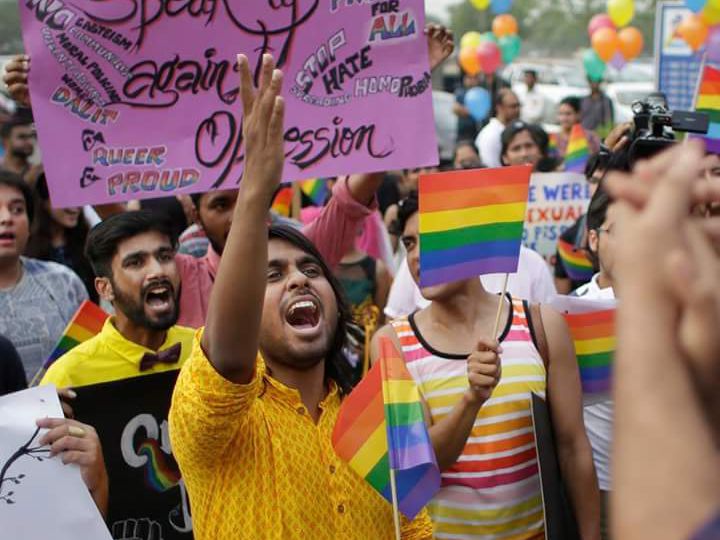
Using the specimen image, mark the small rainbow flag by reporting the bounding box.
[332,338,440,519]
[548,133,559,158]
[31,301,108,385]
[418,165,532,288]
[557,238,594,281]
[693,62,720,154]
[564,124,591,173]
[551,296,615,396]
[300,178,330,205]
[271,186,293,217]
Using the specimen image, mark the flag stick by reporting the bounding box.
[685,53,707,146]
[492,274,510,339]
[291,182,302,220]
[389,467,402,540]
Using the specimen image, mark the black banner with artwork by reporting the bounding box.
[73,370,193,540]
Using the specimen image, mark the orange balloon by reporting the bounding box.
[677,14,709,51]
[618,27,643,60]
[591,27,620,62]
[492,14,518,38]
[459,46,481,76]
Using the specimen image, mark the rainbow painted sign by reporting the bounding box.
[19,0,437,207]
[73,371,190,539]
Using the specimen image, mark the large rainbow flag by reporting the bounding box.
[31,300,108,385]
[551,296,615,396]
[300,178,330,205]
[418,165,532,288]
[563,124,591,173]
[332,338,440,519]
[557,238,594,281]
[693,62,720,154]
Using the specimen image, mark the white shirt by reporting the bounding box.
[474,117,506,168]
[517,86,547,124]
[574,273,615,492]
[385,246,557,319]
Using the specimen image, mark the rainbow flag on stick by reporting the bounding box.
[332,338,440,519]
[693,62,720,154]
[564,124,591,173]
[418,165,532,288]
[31,300,108,385]
[300,178,330,205]
[557,238,594,281]
[551,296,615,397]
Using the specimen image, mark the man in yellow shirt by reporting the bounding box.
[169,55,433,539]
[42,211,194,388]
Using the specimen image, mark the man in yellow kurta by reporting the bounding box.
[169,55,433,539]
[42,211,194,388]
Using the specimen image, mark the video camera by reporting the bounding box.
[627,92,709,164]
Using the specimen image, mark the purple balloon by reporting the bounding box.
[707,25,720,63]
[609,51,626,70]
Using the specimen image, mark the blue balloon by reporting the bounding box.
[686,0,707,12]
[491,0,513,13]
[465,87,492,121]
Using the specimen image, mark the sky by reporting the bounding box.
[425,0,458,21]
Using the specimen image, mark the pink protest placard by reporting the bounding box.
[18,0,438,207]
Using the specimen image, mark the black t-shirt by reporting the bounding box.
[0,335,28,396]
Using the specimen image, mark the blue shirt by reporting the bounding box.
[0,257,88,380]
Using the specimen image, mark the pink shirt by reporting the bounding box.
[176,178,376,328]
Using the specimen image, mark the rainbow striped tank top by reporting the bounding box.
[391,297,546,540]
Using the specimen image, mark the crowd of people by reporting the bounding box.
[0,22,718,540]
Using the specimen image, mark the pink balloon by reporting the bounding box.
[707,25,720,63]
[477,41,502,74]
[588,14,616,38]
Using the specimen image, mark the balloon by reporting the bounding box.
[460,31,483,50]
[591,27,620,62]
[608,0,634,27]
[491,0,513,13]
[686,0,707,11]
[583,49,607,81]
[707,25,720,62]
[677,14,708,50]
[618,26,644,60]
[480,31,500,44]
[492,14,519,37]
[588,14,616,38]
[499,34,522,64]
[702,3,720,24]
[609,52,626,70]
[459,46,481,76]
[709,0,720,7]
[470,0,491,10]
[477,41,503,74]
[465,87,492,121]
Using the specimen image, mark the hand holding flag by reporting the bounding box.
[465,338,502,406]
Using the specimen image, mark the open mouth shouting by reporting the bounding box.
[143,281,175,316]
[0,230,16,248]
[284,295,322,337]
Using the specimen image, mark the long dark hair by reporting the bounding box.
[268,224,355,395]
[25,173,97,301]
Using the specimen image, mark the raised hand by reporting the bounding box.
[2,55,31,107]
[425,24,454,72]
[238,53,285,204]
[465,338,502,406]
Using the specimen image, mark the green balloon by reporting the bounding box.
[583,49,606,82]
[480,31,499,45]
[499,35,522,64]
